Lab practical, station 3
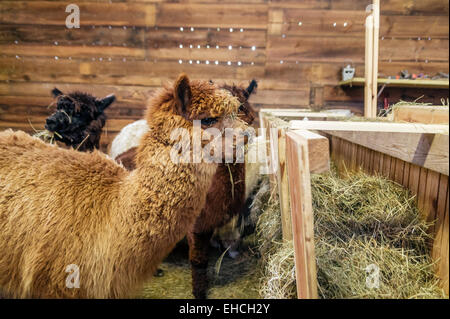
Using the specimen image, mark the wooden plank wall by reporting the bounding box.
[330,135,449,295]
[0,0,449,152]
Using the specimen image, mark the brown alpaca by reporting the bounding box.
[187,81,257,299]
[112,81,258,299]
[0,74,242,298]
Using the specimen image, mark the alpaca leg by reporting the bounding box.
[188,231,213,299]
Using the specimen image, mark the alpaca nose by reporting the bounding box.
[45,117,57,131]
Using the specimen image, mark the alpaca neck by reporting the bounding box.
[116,132,217,278]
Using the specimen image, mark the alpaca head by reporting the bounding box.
[144,73,247,163]
[45,88,115,150]
[221,79,257,126]
[146,73,244,137]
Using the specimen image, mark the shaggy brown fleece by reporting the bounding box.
[0,74,241,298]
[112,81,258,299]
[187,81,257,299]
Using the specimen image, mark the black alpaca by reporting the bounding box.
[45,88,115,151]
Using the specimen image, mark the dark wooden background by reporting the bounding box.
[0,0,448,151]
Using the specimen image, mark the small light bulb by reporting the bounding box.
[343,22,348,27]
[179,59,183,64]
[251,46,256,51]
[190,27,194,32]
[237,61,242,66]
[333,22,337,27]
[197,45,201,49]
[179,44,183,48]
[206,60,210,65]
[227,61,231,65]
[196,60,200,64]
[240,28,244,32]
[55,56,59,60]
[180,27,184,31]
[215,61,219,65]
[216,45,220,49]
[229,28,233,32]
[298,22,302,26]
[228,45,232,50]
[189,60,193,64]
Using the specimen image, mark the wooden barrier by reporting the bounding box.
[392,105,450,124]
[285,130,329,299]
[261,109,449,297]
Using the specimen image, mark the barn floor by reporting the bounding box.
[139,239,261,299]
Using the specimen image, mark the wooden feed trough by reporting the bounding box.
[260,109,449,298]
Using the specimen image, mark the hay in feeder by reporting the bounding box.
[256,168,446,299]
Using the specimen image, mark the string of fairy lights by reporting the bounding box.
[7,21,445,66]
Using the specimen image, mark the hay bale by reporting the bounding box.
[255,167,446,299]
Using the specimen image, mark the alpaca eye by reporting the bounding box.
[201,117,218,126]
[238,105,245,112]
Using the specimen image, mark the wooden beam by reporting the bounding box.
[289,120,449,134]
[372,0,380,118]
[364,14,374,118]
[339,77,450,89]
[392,105,449,124]
[290,120,448,175]
[259,110,352,120]
[286,130,324,299]
[328,131,448,176]
[263,115,330,241]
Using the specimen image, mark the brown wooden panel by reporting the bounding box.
[268,35,448,63]
[0,57,249,86]
[249,89,310,106]
[424,170,441,234]
[380,0,449,16]
[0,44,146,59]
[380,15,449,38]
[0,25,146,47]
[156,4,268,29]
[0,1,156,26]
[417,167,429,214]
[275,9,366,37]
[0,82,154,101]
[145,27,267,49]
[319,0,448,15]
[267,36,365,63]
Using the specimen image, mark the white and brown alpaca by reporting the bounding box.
[0,74,243,298]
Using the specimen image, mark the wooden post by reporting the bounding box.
[286,130,330,299]
[364,14,374,118]
[372,0,380,118]
[265,116,330,241]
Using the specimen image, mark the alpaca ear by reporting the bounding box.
[52,88,63,97]
[174,73,192,117]
[96,94,116,112]
[244,79,258,99]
